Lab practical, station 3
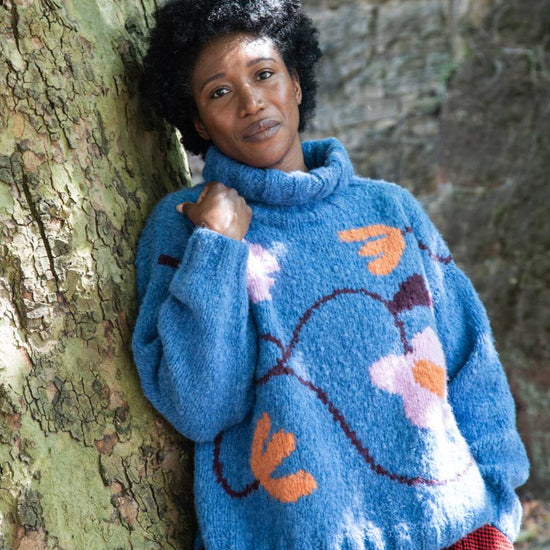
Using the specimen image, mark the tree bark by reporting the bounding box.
[0,1,195,548]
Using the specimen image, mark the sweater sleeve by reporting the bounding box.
[400,188,529,540]
[132,199,257,443]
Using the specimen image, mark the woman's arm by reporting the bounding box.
[401,189,529,538]
[132,188,257,443]
[440,266,528,537]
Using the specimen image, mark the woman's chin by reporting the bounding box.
[238,141,304,172]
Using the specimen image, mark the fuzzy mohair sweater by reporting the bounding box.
[132,138,529,549]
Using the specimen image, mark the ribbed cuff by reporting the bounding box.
[169,227,249,302]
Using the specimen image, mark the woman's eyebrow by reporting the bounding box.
[199,57,277,91]
[199,72,225,91]
[246,56,276,67]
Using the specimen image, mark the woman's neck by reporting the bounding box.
[202,138,353,206]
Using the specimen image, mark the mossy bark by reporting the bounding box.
[0,1,194,548]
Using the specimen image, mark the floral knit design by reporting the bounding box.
[337,224,453,431]
[213,274,474,499]
[338,224,406,275]
[369,326,454,431]
[246,242,281,303]
[250,412,317,503]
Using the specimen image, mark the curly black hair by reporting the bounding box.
[140,0,322,157]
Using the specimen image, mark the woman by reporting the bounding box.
[133,1,529,548]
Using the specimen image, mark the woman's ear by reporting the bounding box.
[194,117,211,141]
[292,70,302,106]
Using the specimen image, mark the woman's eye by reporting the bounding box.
[257,70,273,81]
[211,87,229,99]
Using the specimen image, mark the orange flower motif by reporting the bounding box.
[412,358,446,398]
[338,224,405,275]
[250,412,317,503]
[369,327,453,431]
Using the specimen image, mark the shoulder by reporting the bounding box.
[348,176,426,218]
[136,183,206,259]
[147,183,206,227]
[347,176,449,250]
[350,175,414,201]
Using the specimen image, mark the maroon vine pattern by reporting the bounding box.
[213,432,260,498]
[158,254,181,268]
[402,226,453,265]
[213,276,474,497]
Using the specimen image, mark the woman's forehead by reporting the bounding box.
[192,33,282,81]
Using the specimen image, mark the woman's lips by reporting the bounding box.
[242,119,280,141]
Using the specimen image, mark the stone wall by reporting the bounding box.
[302,0,550,497]
[303,0,492,194]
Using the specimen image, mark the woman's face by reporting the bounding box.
[191,33,306,173]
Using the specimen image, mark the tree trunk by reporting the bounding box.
[0,1,195,548]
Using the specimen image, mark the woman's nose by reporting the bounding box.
[239,85,265,116]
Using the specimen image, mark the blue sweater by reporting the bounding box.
[132,138,528,549]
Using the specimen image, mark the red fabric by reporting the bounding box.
[445,524,514,549]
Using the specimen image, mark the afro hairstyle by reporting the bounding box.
[140,0,322,157]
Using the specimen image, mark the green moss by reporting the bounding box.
[0,181,15,215]
[1,0,193,545]
[21,415,145,549]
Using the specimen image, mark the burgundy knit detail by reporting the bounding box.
[158,254,181,268]
[402,226,453,264]
[213,432,260,498]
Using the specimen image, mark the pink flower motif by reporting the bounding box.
[246,243,281,303]
[369,327,454,431]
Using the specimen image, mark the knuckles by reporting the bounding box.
[191,181,251,240]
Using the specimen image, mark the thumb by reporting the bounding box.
[176,202,194,216]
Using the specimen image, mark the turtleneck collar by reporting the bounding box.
[202,138,354,206]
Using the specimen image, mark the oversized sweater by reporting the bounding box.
[132,138,529,550]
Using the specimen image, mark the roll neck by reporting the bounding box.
[202,138,354,206]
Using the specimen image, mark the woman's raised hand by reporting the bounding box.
[177,182,252,241]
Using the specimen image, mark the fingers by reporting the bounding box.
[176,182,252,240]
[177,182,221,215]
